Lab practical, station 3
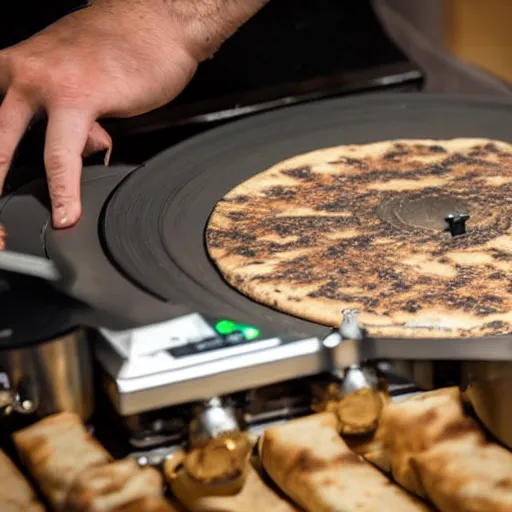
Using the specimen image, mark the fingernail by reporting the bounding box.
[54,207,68,227]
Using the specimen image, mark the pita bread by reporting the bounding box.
[65,458,171,512]
[0,448,45,512]
[207,138,512,338]
[345,423,390,474]
[13,412,112,509]
[374,387,512,511]
[166,456,298,512]
[259,412,433,511]
[115,498,183,512]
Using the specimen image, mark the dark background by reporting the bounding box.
[1,1,415,189]
[0,1,406,104]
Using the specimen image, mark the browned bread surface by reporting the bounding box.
[207,138,512,338]
[13,412,112,509]
[259,412,433,511]
[375,387,512,511]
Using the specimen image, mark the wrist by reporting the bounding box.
[87,0,202,67]
[88,0,269,63]
[163,0,271,62]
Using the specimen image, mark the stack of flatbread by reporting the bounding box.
[259,412,433,511]
[162,434,299,512]
[352,387,512,512]
[2,387,512,512]
[0,448,45,511]
[166,458,299,512]
[257,387,512,512]
[10,412,179,512]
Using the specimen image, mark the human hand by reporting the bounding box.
[0,1,199,228]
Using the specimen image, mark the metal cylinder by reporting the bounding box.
[0,328,94,421]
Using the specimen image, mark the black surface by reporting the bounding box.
[177,0,407,105]
[0,2,86,49]
[0,271,83,349]
[8,65,421,188]
[44,165,194,330]
[0,179,50,258]
[1,1,406,96]
[105,63,422,140]
[2,0,421,184]
[96,94,512,335]
[8,94,512,342]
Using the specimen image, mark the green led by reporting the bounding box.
[215,320,261,340]
[215,319,237,335]
[240,326,260,340]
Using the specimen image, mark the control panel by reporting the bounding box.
[94,313,327,415]
[168,318,264,358]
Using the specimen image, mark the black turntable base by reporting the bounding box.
[3,94,512,337]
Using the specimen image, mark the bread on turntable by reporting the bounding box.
[1,95,512,509]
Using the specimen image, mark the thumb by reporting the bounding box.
[44,109,92,228]
[83,121,113,165]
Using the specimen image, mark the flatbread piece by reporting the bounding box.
[0,448,45,511]
[65,458,175,512]
[13,412,112,509]
[259,412,433,511]
[207,138,512,337]
[377,387,512,512]
[165,447,298,512]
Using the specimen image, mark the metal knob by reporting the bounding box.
[328,309,364,379]
[341,365,374,396]
[339,309,364,341]
[336,310,377,395]
[0,373,37,416]
[189,397,240,449]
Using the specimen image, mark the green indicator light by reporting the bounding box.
[215,319,237,335]
[215,320,261,340]
[240,325,261,340]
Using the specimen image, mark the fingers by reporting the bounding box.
[0,90,35,193]
[83,121,113,165]
[0,224,5,251]
[44,109,92,228]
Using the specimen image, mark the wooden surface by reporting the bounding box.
[444,0,512,83]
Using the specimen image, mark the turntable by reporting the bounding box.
[1,94,512,455]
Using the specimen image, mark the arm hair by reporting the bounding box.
[92,0,271,60]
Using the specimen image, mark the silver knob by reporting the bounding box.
[0,373,37,416]
[339,309,364,341]
[341,365,374,396]
[189,397,240,449]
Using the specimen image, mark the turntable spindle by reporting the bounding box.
[445,211,470,237]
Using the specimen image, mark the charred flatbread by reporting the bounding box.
[116,498,184,512]
[65,458,174,512]
[0,448,45,511]
[165,445,298,512]
[207,138,512,337]
[259,412,433,511]
[168,463,299,512]
[13,412,112,510]
[376,387,512,512]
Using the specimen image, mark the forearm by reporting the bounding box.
[91,0,270,61]
[167,0,271,59]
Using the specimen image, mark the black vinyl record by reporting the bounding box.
[7,94,512,338]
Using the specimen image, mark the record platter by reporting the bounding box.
[2,94,512,459]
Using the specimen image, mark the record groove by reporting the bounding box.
[102,94,512,336]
